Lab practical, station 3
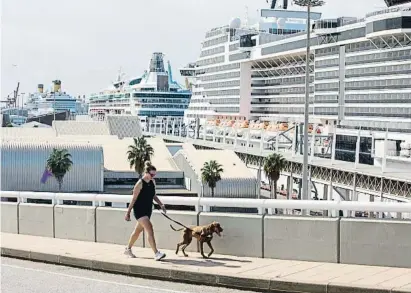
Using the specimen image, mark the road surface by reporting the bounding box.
[1,257,258,293]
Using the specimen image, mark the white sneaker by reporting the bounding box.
[155,251,166,261]
[124,248,136,258]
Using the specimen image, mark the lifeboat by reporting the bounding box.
[279,122,288,131]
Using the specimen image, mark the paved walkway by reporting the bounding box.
[2,233,411,293]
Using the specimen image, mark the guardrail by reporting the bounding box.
[2,191,411,217]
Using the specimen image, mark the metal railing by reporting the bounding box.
[2,191,411,218]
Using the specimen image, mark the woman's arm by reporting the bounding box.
[152,180,166,213]
[153,195,163,206]
[126,180,142,216]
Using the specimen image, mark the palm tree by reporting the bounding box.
[263,153,286,199]
[201,160,224,197]
[127,137,154,177]
[46,148,73,191]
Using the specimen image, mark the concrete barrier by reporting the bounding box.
[340,218,411,268]
[1,202,19,233]
[264,216,339,263]
[5,203,411,268]
[19,204,54,237]
[199,212,263,258]
[96,207,144,247]
[147,210,199,253]
[54,205,96,242]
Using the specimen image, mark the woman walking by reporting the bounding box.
[124,161,167,261]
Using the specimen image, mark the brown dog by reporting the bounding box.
[171,222,223,258]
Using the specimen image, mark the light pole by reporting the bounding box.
[53,92,56,122]
[293,0,325,203]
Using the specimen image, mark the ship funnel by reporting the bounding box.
[149,52,166,73]
[38,84,44,93]
[52,80,61,92]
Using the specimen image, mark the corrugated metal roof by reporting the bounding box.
[0,140,101,150]
[1,127,56,138]
[53,116,143,138]
[1,129,179,174]
[53,121,110,136]
[106,115,142,138]
[0,141,104,192]
[58,135,120,142]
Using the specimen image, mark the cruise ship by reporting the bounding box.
[88,52,192,127]
[26,81,88,117]
[181,0,411,165]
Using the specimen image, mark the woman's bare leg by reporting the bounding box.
[127,222,144,249]
[138,216,158,254]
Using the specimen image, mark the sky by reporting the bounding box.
[1,0,388,101]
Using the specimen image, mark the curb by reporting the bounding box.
[1,247,408,293]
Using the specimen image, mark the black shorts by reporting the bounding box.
[133,208,152,221]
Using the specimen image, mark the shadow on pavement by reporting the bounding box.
[161,258,241,268]
[209,257,252,263]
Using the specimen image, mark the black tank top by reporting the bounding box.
[133,179,156,212]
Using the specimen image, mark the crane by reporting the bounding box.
[1,82,19,108]
[267,0,289,9]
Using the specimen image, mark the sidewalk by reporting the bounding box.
[1,233,411,293]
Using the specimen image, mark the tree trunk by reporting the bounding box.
[270,181,274,199]
[211,188,214,198]
[58,181,62,192]
[274,180,279,214]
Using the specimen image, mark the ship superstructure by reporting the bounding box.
[25,81,86,117]
[183,2,319,125]
[88,53,191,125]
[182,0,411,165]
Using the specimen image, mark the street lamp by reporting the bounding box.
[53,92,56,122]
[293,0,325,203]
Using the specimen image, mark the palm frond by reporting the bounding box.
[263,153,286,182]
[201,160,224,193]
[127,137,154,176]
[46,148,73,191]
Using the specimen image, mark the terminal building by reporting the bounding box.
[1,116,258,207]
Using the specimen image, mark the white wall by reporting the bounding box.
[19,204,54,237]
[3,204,411,268]
[54,205,96,242]
[1,203,18,233]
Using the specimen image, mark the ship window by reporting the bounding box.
[200,46,225,58]
[337,27,366,41]
[262,37,319,55]
[366,17,411,34]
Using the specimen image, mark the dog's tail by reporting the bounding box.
[170,224,184,232]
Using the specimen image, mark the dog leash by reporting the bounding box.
[155,206,193,231]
